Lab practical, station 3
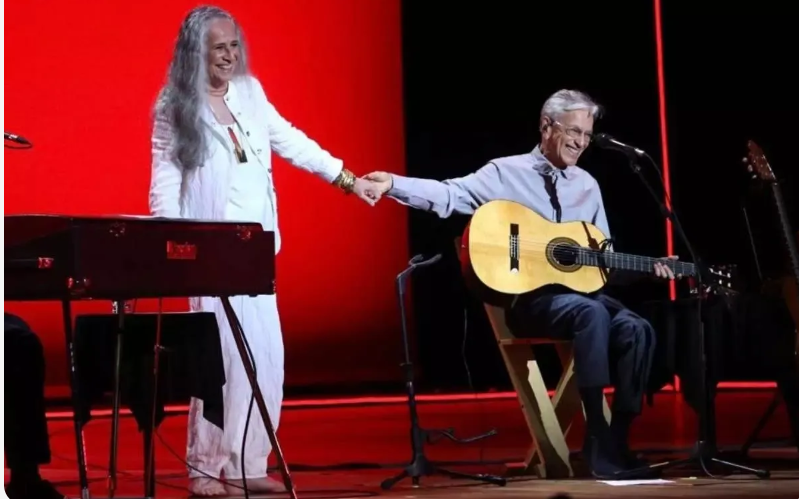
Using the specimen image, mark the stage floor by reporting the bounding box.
[6,390,798,498]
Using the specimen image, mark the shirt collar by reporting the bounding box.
[530,145,573,179]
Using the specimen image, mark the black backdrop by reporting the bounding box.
[398,2,797,393]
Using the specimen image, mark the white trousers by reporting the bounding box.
[185,294,284,479]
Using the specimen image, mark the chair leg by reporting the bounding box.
[501,346,573,478]
[532,345,612,477]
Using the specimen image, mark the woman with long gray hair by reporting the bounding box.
[149,5,380,496]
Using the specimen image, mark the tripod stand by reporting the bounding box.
[380,254,507,490]
[740,390,798,456]
[610,147,769,479]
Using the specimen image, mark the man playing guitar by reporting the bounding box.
[364,89,675,478]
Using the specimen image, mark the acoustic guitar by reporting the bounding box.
[744,140,799,367]
[457,199,734,304]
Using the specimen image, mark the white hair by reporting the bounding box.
[540,89,603,122]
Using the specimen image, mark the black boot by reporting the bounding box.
[609,411,661,477]
[579,387,626,478]
[582,425,626,478]
[609,411,647,468]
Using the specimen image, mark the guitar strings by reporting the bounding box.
[468,249,681,271]
[469,241,693,269]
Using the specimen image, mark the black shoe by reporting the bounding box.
[614,441,663,478]
[5,479,66,499]
[620,450,648,469]
[583,431,663,480]
[582,430,626,479]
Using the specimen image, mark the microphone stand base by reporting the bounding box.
[384,254,506,491]
[613,440,770,480]
[380,453,507,490]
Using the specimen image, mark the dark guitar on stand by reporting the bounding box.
[744,140,799,369]
[738,140,799,457]
[742,140,799,453]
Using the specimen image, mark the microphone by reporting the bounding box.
[593,133,644,157]
[5,132,31,145]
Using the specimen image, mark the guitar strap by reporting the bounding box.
[543,173,562,223]
[509,173,565,310]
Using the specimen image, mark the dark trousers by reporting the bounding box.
[4,313,52,471]
[509,289,657,415]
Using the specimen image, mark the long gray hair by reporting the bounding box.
[157,5,251,169]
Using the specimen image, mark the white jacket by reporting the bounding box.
[148,75,344,254]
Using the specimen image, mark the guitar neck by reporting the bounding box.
[578,249,696,276]
[771,183,799,287]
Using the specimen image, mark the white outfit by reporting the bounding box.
[148,75,343,479]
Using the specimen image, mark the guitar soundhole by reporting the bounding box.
[545,237,582,273]
[551,243,579,267]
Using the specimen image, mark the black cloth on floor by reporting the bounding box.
[73,312,226,431]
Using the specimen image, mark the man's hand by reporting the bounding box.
[653,255,679,280]
[362,171,393,194]
[352,177,385,206]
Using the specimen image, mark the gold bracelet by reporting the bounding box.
[333,168,356,194]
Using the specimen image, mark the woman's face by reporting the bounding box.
[206,18,240,88]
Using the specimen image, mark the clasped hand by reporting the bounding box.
[351,171,392,206]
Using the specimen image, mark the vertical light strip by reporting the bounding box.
[654,0,675,300]
[653,0,679,391]
[654,0,775,393]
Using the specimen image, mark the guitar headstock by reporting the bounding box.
[744,140,776,183]
[707,264,738,292]
[689,264,739,297]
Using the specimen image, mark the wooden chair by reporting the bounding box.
[454,237,611,478]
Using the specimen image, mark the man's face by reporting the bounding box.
[540,109,594,168]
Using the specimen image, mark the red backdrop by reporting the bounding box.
[4,0,408,395]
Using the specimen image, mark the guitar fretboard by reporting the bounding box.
[576,249,696,276]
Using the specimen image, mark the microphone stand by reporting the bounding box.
[380,254,506,490]
[614,150,769,479]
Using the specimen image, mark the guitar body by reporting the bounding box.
[780,272,799,361]
[459,199,611,304]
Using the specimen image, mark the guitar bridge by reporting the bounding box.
[509,223,519,273]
